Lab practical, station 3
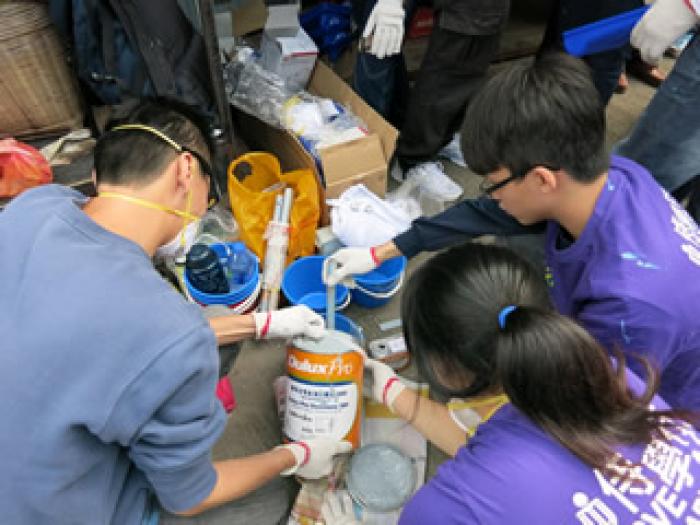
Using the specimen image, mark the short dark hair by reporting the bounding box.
[401,242,692,472]
[94,99,212,188]
[461,52,608,183]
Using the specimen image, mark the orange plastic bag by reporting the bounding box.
[0,139,52,198]
[228,152,320,264]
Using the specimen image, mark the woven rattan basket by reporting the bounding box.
[0,2,83,138]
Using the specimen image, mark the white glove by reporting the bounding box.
[253,305,325,340]
[278,438,353,479]
[631,0,699,65]
[362,0,405,59]
[364,357,405,410]
[321,490,361,525]
[323,247,379,287]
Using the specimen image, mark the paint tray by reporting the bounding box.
[563,7,648,57]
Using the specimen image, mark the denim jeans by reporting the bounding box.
[615,35,700,199]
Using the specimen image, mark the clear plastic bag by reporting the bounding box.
[224,46,293,128]
[386,176,448,220]
[198,204,239,244]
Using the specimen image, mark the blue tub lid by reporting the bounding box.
[346,443,416,512]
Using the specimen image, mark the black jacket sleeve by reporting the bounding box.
[393,197,544,258]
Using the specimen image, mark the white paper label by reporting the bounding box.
[284,379,358,441]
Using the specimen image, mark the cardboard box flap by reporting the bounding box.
[307,61,398,163]
[233,110,317,176]
[318,134,385,184]
[232,0,267,37]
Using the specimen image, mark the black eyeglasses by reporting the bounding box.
[479,174,517,196]
[479,164,560,197]
[108,124,221,210]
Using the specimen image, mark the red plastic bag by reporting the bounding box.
[0,139,52,198]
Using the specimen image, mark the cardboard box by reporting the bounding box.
[233,61,398,223]
[261,4,319,92]
[231,0,267,37]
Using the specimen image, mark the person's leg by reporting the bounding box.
[672,176,700,223]
[395,27,501,171]
[687,179,700,223]
[352,0,417,127]
[616,35,700,194]
[583,47,627,105]
[159,476,297,525]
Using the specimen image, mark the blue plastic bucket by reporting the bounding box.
[185,242,261,313]
[351,256,407,308]
[324,313,365,346]
[282,255,350,313]
[563,7,648,57]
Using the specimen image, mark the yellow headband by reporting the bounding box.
[110,124,183,151]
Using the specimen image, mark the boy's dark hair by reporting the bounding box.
[94,99,212,188]
[461,52,608,183]
[401,242,693,473]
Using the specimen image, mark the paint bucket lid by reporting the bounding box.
[346,443,416,512]
[292,328,358,355]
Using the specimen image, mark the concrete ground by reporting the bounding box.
[207,42,678,525]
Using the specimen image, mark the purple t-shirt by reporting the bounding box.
[400,372,700,524]
[546,156,700,410]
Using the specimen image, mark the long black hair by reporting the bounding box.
[401,242,691,471]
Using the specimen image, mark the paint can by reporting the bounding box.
[284,329,363,448]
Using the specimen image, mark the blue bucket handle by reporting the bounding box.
[354,271,404,299]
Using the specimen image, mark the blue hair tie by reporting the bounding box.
[498,305,517,329]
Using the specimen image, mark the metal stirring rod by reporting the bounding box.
[326,259,336,331]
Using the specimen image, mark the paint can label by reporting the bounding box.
[284,346,363,448]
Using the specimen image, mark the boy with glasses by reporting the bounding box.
[326,52,700,412]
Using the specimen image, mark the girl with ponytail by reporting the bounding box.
[326,242,700,524]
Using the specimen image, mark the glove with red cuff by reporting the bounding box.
[277,438,353,479]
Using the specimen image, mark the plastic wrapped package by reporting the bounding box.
[281,94,368,169]
[223,46,293,128]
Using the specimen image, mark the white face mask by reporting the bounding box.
[155,218,201,262]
